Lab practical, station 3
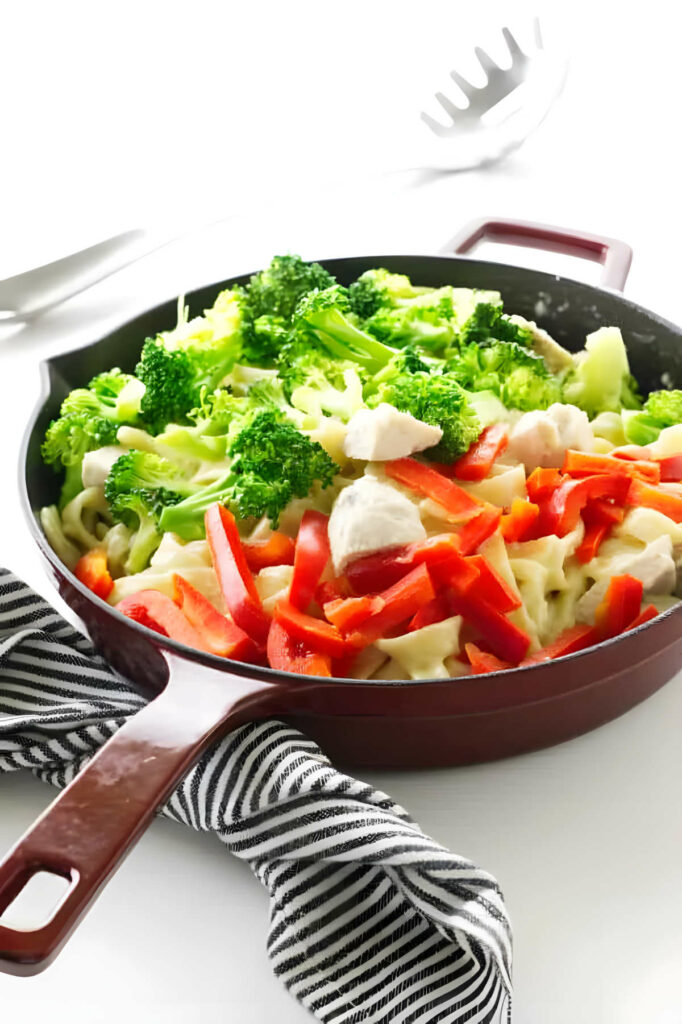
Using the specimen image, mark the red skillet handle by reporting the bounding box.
[0,651,292,976]
[443,217,633,292]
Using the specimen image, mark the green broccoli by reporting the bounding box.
[42,412,120,508]
[136,289,244,432]
[158,411,339,538]
[348,268,430,319]
[104,451,197,573]
[364,297,457,352]
[293,286,395,373]
[562,326,642,419]
[448,341,561,411]
[239,312,291,366]
[246,254,337,320]
[367,371,481,461]
[623,388,682,446]
[458,302,534,348]
[60,368,144,424]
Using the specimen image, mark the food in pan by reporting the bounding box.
[39,256,682,678]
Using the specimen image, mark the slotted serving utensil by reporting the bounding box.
[420,18,568,170]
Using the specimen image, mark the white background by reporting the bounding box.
[1,2,681,1021]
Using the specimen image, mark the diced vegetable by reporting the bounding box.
[522,624,596,664]
[289,510,331,610]
[526,467,562,502]
[347,563,436,648]
[537,474,630,537]
[465,643,511,674]
[657,455,682,482]
[75,547,114,600]
[450,592,531,663]
[454,505,502,554]
[243,532,296,572]
[628,478,682,522]
[345,547,411,594]
[561,450,660,484]
[451,424,509,481]
[266,619,332,676]
[385,457,483,517]
[117,589,211,652]
[625,604,659,630]
[466,555,522,612]
[594,574,644,640]
[172,574,258,660]
[205,503,270,644]
[408,595,451,631]
[273,599,349,657]
[323,594,382,632]
[500,498,539,542]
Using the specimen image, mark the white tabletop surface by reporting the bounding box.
[1,2,681,1021]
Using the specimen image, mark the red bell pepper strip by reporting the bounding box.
[205,504,270,645]
[575,521,611,564]
[465,643,511,675]
[594,574,644,640]
[385,458,484,516]
[538,474,630,537]
[266,619,332,676]
[347,563,436,648]
[625,604,659,630]
[450,424,509,481]
[345,547,410,595]
[466,555,522,612]
[75,548,114,601]
[500,498,540,543]
[562,450,660,485]
[627,478,682,522]
[611,445,652,461]
[172,574,259,661]
[404,535,480,591]
[521,623,597,664]
[117,589,211,652]
[454,504,502,555]
[323,594,383,632]
[289,511,331,611]
[408,594,451,631]
[242,532,296,572]
[525,467,563,502]
[656,455,682,482]
[316,576,353,606]
[273,600,349,658]
[450,591,531,664]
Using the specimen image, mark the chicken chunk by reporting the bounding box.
[81,446,125,489]
[328,475,426,573]
[506,403,594,471]
[343,404,442,461]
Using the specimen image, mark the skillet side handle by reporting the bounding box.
[0,651,292,977]
[443,217,633,292]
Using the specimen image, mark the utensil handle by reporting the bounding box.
[0,652,288,976]
[443,217,633,292]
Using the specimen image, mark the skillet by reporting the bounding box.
[2,217,681,975]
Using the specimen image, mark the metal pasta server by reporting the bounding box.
[2,217,682,976]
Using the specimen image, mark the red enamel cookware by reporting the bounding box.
[2,217,681,975]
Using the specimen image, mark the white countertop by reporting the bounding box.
[1,3,681,1021]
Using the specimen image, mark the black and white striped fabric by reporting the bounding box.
[0,569,512,1022]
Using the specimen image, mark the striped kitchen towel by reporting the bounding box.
[0,569,512,1022]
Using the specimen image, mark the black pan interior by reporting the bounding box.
[25,254,682,516]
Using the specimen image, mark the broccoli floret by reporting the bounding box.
[159,411,339,538]
[643,389,682,427]
[448,341,561,411]
[364,297,457,352]
[562,326,642,418]
[136,289,244,432]
[60,369,144,424]
[348,268,429,319]
[367,372,481,461]
[622,388,682,446]
[458,302,534,348]
[246,254,336,320]
[240,312,291,367]
[42,412,119,508]
[104,451,195,574]
[294,286,395,373]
